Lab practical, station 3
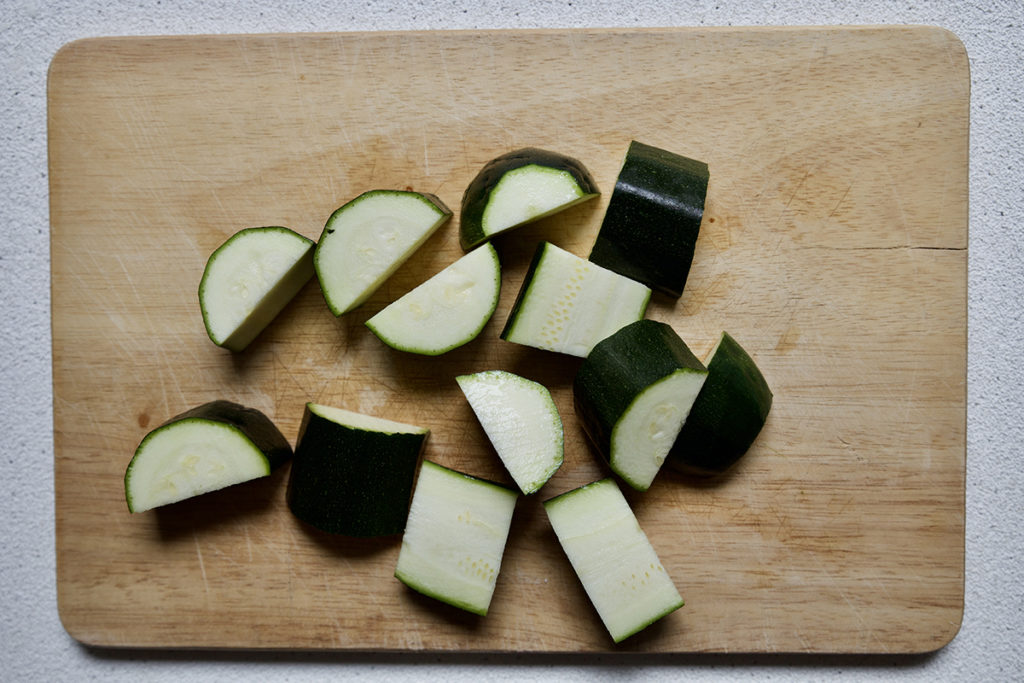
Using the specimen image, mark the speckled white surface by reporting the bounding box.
[3,1,1022,680]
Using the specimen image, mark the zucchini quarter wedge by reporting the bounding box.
[574,319,708,491]
[456,369,563,494]
[666,332,773,476]
[314,190,452,316]
[286,403,428,537]
[589,141,709,298]
[395,461,518,616]
[460,148,599,251]
[199,226,315,352]
[501,241,651,358]
[544,478,684,643]
[124,400,292,513]
[365,243,501,355]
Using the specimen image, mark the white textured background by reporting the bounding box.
[3,1,1022,680]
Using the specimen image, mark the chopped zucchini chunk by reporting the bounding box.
[199,226,315,352]
[501,241,651,357]
[314,190,452,316]
[460,148,599,251]
[456,370,563,494]
[125,400,292,513]
[286,403,428,537]
[589,140,709,298]
[544,478,684,643]
[366,243,501,355]
[574,319,707,490]
[395,461,518,616]
[667,331,773,476]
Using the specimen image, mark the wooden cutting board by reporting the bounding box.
[49,26,967,653]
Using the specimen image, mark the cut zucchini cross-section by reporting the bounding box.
[198,226,315,352]
[460,147,599,251]
[501,241,651,358]
[456,369,563,494]
[366,243,501,356]
[124,400,292,513]
[544,478,684,643]
[314,189,452,316]
[394,461,518,616]
[574,319,708,491]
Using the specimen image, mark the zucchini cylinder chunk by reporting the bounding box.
[365,243,501,355]
[459,147,600,251]
[286,403,428,537]
[395,461,518,616]
[314,190,453,316]
[456,370,563,495]
[501,241,651,358]
[666,332,772,476]
[544,478,684,643]
[124,400,292,513]
[588,140,709,298]
[199,226,315,352]
[573,319,708,491]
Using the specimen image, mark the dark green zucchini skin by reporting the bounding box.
[460,148,600,251]
[573,319,705,466]
[588,141,709,298]
[666,332,772,476]
[158,400,293,470]
[286,406,428,537]
[498,240,549,341]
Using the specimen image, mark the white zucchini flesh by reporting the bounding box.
[481,165,591,237]
[611,370,708,490]
[365,243,501,355]
[125,420,271,513]
[394,461,518,616]
[502,242,651,357]
[315,191,451,316]
[456,370,563,495]
[544,479,684,643]
[307,403,427,435]
[199,227,315,352]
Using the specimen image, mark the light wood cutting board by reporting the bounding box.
[49,26,967,653]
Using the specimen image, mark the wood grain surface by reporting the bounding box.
[49,26,968,653]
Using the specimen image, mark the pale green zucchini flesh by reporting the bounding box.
[199,226,315,352]
[124,401,292,513]
[500,241,651,358]
[544,478,684,643]
[366,243,501,355]
[314,190,452,316]
[460,148,599,251]
[456,369,563,494]
[394,460,518,616]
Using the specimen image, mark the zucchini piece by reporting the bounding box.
[198,226,315,352]
[286,403,428,537]
[314,190,452,316]
[573,319,708,491]
[456,370,563,495]
[394,460,518,616]
[588,141,709,298]
[666,332,773,476]
[544,478,684,643]
[365,243,501,355]
[124,400,292,513]
[460,148,599,251]
[500,241,651,358]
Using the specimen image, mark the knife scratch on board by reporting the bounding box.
[112,253,188,409]
[193,531,211,601]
